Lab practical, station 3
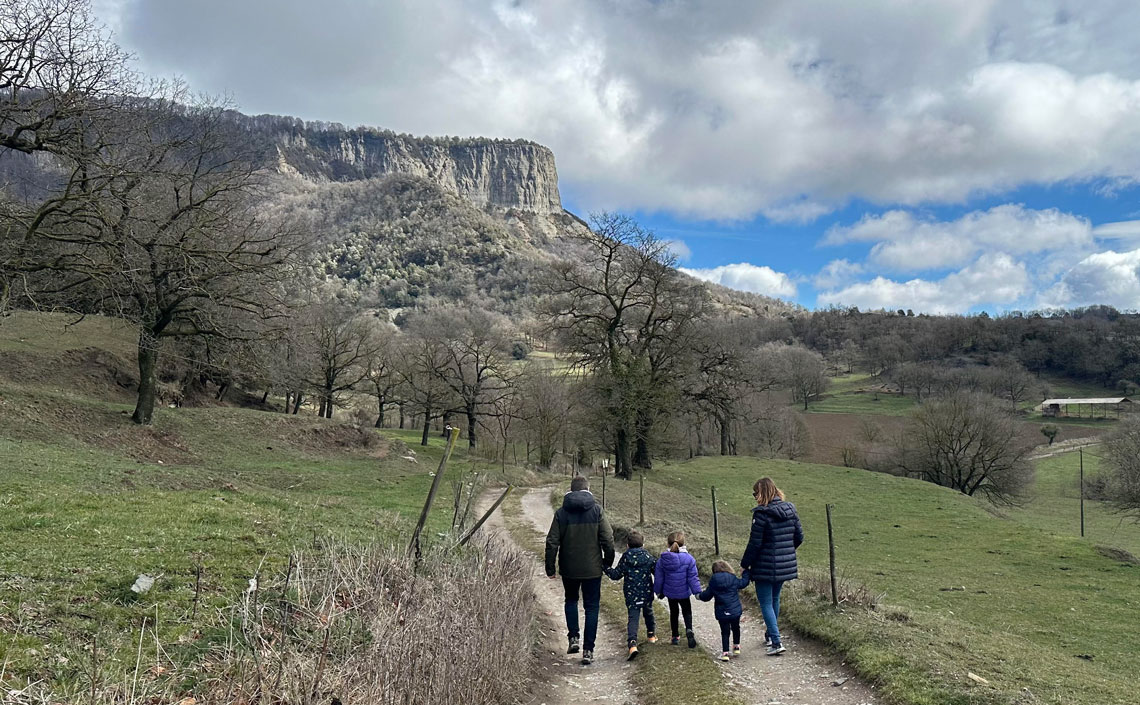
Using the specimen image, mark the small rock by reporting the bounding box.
[832,677,848,686]
[967,672,990,685]
[130,574,155,594]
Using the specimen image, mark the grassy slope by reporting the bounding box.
[1015,451,1140,557]
[0,314,539,692]
[596,459,1136,705]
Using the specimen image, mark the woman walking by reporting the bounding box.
[740,477,803,655]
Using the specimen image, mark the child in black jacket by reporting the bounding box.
[698,560,750,661]
[604,530,657,660]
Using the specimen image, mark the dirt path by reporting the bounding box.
[521,487,882,705]
[480,486,884,705]
[682,577,882,704]
[476,488,638,705]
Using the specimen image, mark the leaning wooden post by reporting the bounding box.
[601,463,611,508]
[458,485,514,546]
[711,486,720,555]
[638,473,645,526]
[826,503,838,607]
[408,427,459,558]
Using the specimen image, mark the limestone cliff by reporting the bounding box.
[249,116,562,214]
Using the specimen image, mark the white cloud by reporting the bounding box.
[1044,249,1140,310]
[818,253,1028,314]
[813,259,863,290]
[103,2,1140,220]
[681,263,797,298]
[825,205,1093,272]
[664,239,692,262]
[1092,220,1140,240]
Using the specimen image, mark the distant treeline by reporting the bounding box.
[791,305,1140,389]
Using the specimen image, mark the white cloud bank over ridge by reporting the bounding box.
[813,204,1140,314]
[681,263,797,298]
[107,1,1140,220]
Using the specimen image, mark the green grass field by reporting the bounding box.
[0,381,533,694]
[1014,450,1140,557]
[810,373,917,416]
[595,458,1137,705]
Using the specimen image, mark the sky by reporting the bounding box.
[92,0,1140,314]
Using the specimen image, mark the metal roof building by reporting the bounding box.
[1040,397,1133,418]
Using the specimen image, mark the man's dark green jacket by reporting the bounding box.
[545,490,615,579]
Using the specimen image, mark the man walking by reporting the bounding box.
[545,475,615,665]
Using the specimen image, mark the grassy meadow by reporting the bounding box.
[594,456,1138,705]
[0,313,540,695]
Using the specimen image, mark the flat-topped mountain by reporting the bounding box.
[238,113,562,214]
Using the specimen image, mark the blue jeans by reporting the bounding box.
[755,580,785,645]
[563,577,602,650]
[626,603,656,646]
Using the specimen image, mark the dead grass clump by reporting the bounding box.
[796,568,884,610]
[198,537,536,704]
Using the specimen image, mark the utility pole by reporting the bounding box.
[1079,448,1085,538]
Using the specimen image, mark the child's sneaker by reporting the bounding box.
[686,629,697,649]
[567,636,580,654]
[732,644,741,656]
[670,636,680,646]
[581,649,594,665]
[719,651,730,662]
[647,633,658,644]
[766,643,786,656]
[627,645,639,661]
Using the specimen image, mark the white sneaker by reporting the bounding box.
[766,643,786,656]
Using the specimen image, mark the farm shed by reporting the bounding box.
[1039,397,1133,418]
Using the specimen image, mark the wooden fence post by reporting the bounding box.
[711,486,720,555]
[458,485,514,546]
[1079,448,1085,538]
[602,467,607,509]
[826,503,838,607]
[408,427,459,558]
[639,473,645,526]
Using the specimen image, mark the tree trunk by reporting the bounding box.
[633,411,652,470]
[216,383,229,402]
[292,392,303,414]
[261,388,270,405]
[318,397,327,418]
[132,328,159,425]
[375,396,386,428]
[421,408,432,446]
[718,414,731,456]
[466,403,477,450]
[399,402,405,429]
[615,427,633,479]
[284,391,292,413]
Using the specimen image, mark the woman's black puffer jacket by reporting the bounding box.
[740,499,803,582]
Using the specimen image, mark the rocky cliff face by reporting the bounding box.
[267,123,562,214]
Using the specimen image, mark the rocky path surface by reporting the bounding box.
[477,488,638,705]
[681,572,882,705]
[481,486,885,705]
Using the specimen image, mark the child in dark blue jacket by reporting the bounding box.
[604,530,657,660]
[698,560,751,661]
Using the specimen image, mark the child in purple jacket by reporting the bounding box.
[654,530,701,648]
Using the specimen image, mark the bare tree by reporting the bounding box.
[298,294,384,419]
[5,93,301,423]
[683,319,782,455]
[544,212,705,477]
[364,330,400,428]
[397,331,459,446]
[781,344,828,410]
[409,308,512,450]
[893,391,1034,504]
[1101,417,1140,518]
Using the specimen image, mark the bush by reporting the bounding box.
[510,341,530,360]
